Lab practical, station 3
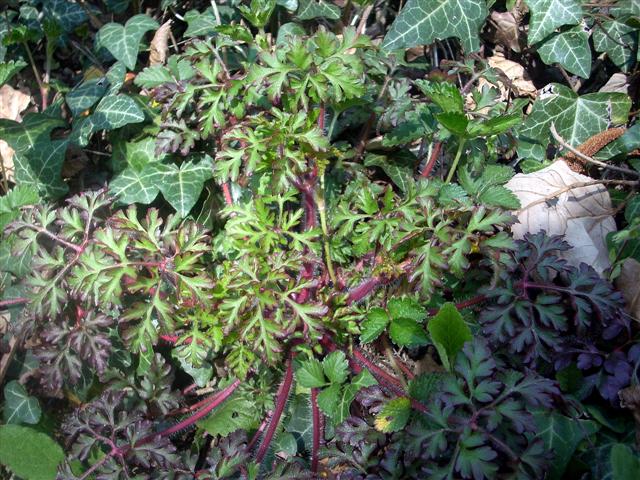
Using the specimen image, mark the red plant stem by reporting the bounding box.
[346,276,382,305]
[255,356,294,463]
[248,417,269,451]
[420,141,442,178]
[352,347,429,414]
[310,388,321,473]
[395,356,416,381]
[0,297,29,309]
[135,379,241,447]
[426,295,487,316]
[318,103,325,132]
[222,182,233,206]
[35,226,83,253]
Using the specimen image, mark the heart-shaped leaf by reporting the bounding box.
[95,15,159,70]
[525,0,583,45]
[382,0,488,53]
[0,425,64,480]
[537,26,591,78]
[3,381,41,425]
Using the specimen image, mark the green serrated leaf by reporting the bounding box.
[388,297,427,323]
[427,302,472,371]
[95,15,159,70]
[322,351,349,384]
[389,317,429,347]
[364,154,414,192]
[0,425,64,480]
[0,185,39,230]
[382,0,488,53]
[479,186,521,209]
[360,307,389,344]
[374,397,411,432]
[525,0,583,45]
[537,26,591,78]
[296,358,326,388]
[197,395,258,437]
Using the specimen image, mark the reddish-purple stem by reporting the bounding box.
[222,182,233,206]
[255,356,294,463]
[346,276,382,305]
[0,297,29,309]
[135,379,241,447]
[420,141,442,178]
[426,295,487,316]
[311,388,321,473]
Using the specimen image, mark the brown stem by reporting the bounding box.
[420,141,442,178]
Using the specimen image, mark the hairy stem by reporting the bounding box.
[420,141,442,178]
[136,379,241,447]
[255,356,294,463]
[346,276,382,305]
[311,388,321,473]
[0,297,29,310]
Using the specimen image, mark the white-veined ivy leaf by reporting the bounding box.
[427,302,472,371]
[110,164,163,205]
[184,9,218,38]
[381,0,488,53]
[524,0,583,45]
[516,83,631,161]
[360,307,389,344]
[197,395,258,437]
[537,26,591,78]
[104,0,130,14]
[0,113,69,199]
[322,351,348,385]
[3,381,41,425]
[277,0,298,11]
[0,59,27,86]
[364,153,414,193]
[296,0,340,20]
[95,14,159,70]
[154,155,214,217]
[105,62,126,95]
[66,78,109,116]
[389,317,429,347]
[111,137,168,173]
[593,19,638,73]
[612,0,640,16]
[374,397,411,433]
[285,394,313,451]
[295,358,326,388]
[91,94,145,130]
[0,425,65,480]
[534,412,600,480]
[43,0,87,32]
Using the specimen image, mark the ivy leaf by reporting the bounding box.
[611,444,640,480]
[593,19,638,73]
[360,307,389,344]
[374,397,411,433]
[198,395,258,437]
[154,155,214,217]
[66,78,108,117]
[535,412,600,480]
[389,317,429,347]
[91,94,145,130]
[0,59,27,86]
[322,351,349,385]
[43,0,87,32]
[296,0,341,20]
[183,9,218,38]
[381,0,488,53]
[296,358,326,388]
[524,0,583,45]
[109,164,163,205]
[95,14,159,70]
[516,84,631,161]
[427,303,472,371]
[3,381,41,425]
[537,26,592,78]
[0,425,64,480]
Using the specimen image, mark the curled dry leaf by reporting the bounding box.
[487,54,537,98]
[486,10,522,52]
[0,84,31,182]
[616,258,640,321]
[599,73,629,94]
[149,20,172,66]
[506,160,616,274]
